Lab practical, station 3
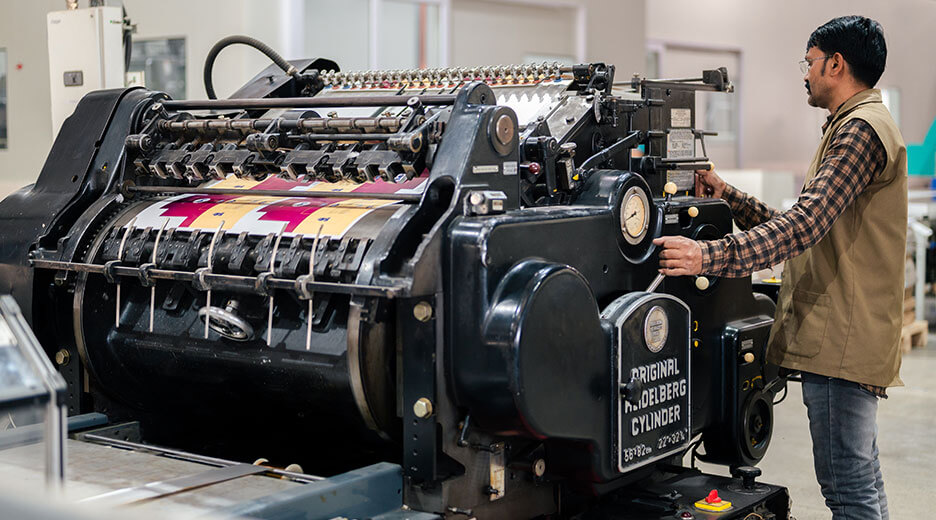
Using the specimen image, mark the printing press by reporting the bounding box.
[0,39,792,519]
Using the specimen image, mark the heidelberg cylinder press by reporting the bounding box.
[0,36,791,519]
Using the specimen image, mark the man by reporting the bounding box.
[653,16,905,520]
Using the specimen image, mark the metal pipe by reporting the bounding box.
[126,185,422,202]
[157,116,404,134]
[287,133,395,142]
[161,94,457,111]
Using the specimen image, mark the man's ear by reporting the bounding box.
[830,52,846,78]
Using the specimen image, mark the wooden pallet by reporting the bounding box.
[903,297,916,326]
[900,319,928,353]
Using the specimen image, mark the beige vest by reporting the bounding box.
[766,89,908,388]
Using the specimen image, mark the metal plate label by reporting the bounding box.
[666,128,696,192]
[502,161,518,176]
[667,128,695,159]
[605,294,691,474]
[670,108,691,128]
[473,165,499,174]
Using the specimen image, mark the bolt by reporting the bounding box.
[469,192,484,205]
[413,397,433,418]
[743,352,755,363]
[565,116,575,124]
[413,301,433,322]
[54,349,70,366]
[533,458,546,477]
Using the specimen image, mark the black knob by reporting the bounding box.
[733,466,761,490]
[620,377,645,406]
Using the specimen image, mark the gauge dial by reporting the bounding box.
[644,306,669,353]
[621,186,650,245]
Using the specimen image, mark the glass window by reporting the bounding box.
[0,48,7,150]
[128,38,186,100]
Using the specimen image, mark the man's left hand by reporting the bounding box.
[652,236,703,276]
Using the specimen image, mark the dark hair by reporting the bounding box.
[807,16,887,87]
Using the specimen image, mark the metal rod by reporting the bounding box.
[205,222,225,339]
[267,223,287,347]
[31,259,402,298]
[80,434,323,483]
[115,217,137,328]
[306,224,323,352]
[660,156,711,164]
[149,219,169,333]
[288,133,395,141]
[646,273,665,293]
[127,185,421,202]
[161,94,457,111]
[157,116,404,134]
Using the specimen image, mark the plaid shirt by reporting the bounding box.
[698,118,888,397]
[699,118,886,278]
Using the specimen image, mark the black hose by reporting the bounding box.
[203,35,300,100]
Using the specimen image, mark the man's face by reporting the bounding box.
[803,46,830,108]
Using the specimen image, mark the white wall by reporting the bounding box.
[647,0,936,184]
[450,0,644,78]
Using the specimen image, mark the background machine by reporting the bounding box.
[0,37,789,519]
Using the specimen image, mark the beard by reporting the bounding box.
[805,80,820,107]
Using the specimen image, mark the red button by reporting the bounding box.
[705,489,721,504]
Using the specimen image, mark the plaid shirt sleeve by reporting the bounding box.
[721,183,781,231]
[698,119,886,278]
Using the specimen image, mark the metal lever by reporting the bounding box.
[267,223,288,347]
[204,221,226,339]
[115,217,138,328]
[149,219,170,332]
[305,224,324,351]
[646,273,665,293]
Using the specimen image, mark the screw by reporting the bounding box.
[413,397,433,418]
[413,301,433,322]
[54,349,70,366]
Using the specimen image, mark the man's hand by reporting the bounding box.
[696,166,727,199]
[653,236,703,276]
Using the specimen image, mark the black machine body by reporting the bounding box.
[0,49,789,518]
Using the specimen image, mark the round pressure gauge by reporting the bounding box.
[620,186,651,245]
[643,306,669,353]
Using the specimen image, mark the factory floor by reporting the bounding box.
[695,305,936,519]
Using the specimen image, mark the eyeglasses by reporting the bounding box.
[799,55,832,74]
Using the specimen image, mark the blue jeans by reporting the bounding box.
[801,372,888,520]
